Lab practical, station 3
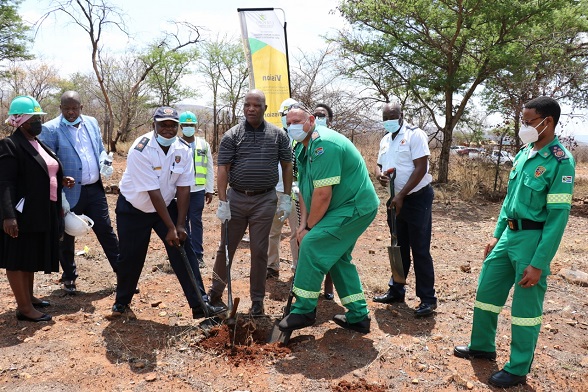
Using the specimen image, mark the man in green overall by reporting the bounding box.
[454,96,575,388]
[278,104,379,334]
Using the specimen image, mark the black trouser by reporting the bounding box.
[114,195,206,309]
[386,184,437,304]
[60,182,119,281]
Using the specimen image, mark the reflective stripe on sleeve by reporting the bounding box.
[313,176,340,188]
[547,193,572,204]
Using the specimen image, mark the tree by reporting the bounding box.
[144,44,199,106]
[195,35,248,153]
[481,2,588,150]
[4,61,62,104]
[290,45,380,142]
[41,0,201,150]
[0,0,32,65]
[336,0,588,183]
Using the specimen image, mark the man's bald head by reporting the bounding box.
[245,89,266,106]
[60,91,83,124]
[243,89,268,128]
[61,91,81,106]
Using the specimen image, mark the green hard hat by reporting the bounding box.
[179,111,197,124]
[8,95,47,116]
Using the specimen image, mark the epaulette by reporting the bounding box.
[406,125,418,131]
[178,138,190,147]
[134,137,149,152]
[549,145,569,162]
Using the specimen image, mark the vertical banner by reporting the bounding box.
[238,8,290,128]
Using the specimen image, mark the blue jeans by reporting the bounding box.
[185,190,205,258]
[386,185,436,304]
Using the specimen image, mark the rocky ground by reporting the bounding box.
[0,160,587,392]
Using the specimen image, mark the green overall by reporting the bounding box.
[470,138,575,376]
[291,127,379,323]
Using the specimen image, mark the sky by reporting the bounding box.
[16,0,588,138]
[19,0,345,77]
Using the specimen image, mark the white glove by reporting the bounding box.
[216,200,231,222]
[62,191,70,214]
[277,194,292,222]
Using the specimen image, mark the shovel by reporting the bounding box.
[386,169,406,284]
[175,243,210,318]
[224,222,240,326]
[267,268,296,345]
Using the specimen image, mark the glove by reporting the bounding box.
[277,194,292,222]
[62,191,70,214]
[216,200,231,223]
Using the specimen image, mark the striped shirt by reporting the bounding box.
[217,120,291,191]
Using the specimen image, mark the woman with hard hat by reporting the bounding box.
[0,95,74,322]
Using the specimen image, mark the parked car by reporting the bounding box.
[485,149,515,166]
[464,147,484,159]
[450,145,468,155]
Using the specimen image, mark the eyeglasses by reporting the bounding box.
[521,116,544,127]
[313,113,326,118]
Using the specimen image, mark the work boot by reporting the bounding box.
[332,314,371,334]
[278,310,316,332]
[250,300,264,316]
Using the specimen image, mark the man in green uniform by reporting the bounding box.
[454,96,575,388]
[278,104,379,334]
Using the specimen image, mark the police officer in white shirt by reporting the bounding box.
[373,102,437,318]
[111,106,224,319]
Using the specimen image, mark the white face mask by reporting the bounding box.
[315,117,327,127]
[181,127,195,137]
[519,118,547,144]
[288,120,308,142]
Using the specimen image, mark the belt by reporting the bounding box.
[232,187,274,196]
[82,181,99,187]
[407,184,432,197]
[507,218,544,231]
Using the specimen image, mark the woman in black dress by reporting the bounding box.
[0,95,74,322]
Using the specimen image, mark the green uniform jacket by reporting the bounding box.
[493,137,575,273]
[295,126,379,218]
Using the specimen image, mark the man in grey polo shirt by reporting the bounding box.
[210,89,293,316]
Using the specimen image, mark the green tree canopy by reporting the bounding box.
[0,0,31,64]
[336,0,588,183]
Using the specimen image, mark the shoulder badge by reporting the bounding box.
[314,147,324,157]
[134,137,150,152]
[549,145,569,162]
[534,166,546,178]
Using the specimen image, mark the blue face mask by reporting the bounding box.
[156,134,176,147]
[288,121,308,142]
[383,119,401,133]
[315,117,327,127]
[182,127,195,137]
[62,117,82,126]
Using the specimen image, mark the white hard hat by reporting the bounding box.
[279,98,298,116]
[64,212,94,237]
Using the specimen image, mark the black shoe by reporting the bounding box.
[489,369,527,388]
[111,303,130,316]
[278,311,316,332]
[250,300,264,316]
[414,302,437,317]
[207,292,227,309]
[373,289,405,304]
[16,310,52,322]
[454,345,496,360]
[333,314,371,334]
[266,268,279,279]
[62,280,76,295]
[324,292,334,300]
[192,302,227,319]
[32,300,51,308]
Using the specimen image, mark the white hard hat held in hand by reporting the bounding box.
[64,212,94,237]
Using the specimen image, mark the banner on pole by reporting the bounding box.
[238,8,290,128]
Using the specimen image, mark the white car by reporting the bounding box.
[486,150,515,166]
[450,145,468,155]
